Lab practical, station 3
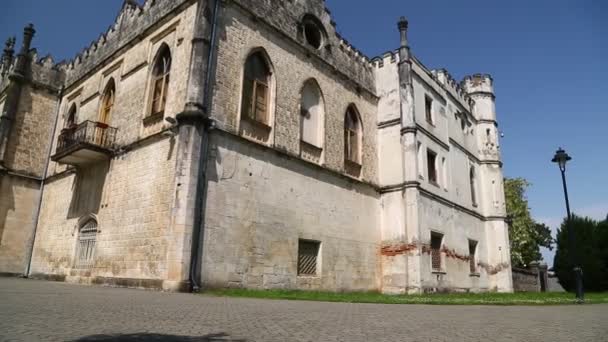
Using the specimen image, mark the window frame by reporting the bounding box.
[427,149,438,185]
[470,165,478,207]
[299,78,325,149]
[430,232,444,272]
[425,95,434,125]
[417,142,424,179]
[441,156,448,191]
[148,45,172,119]
[469,239,479,275]
[344,105,362,166]
[99,79,115,125]
[240,50,273,127]
[297,239,321,277]
[74,219,98,269]
[65,103,77,128]
[301,15,327,50]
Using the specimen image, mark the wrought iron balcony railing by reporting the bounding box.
[51,120,118,166]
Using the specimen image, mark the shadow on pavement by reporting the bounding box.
[73,332,247,341]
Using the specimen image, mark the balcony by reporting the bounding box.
[51,120,118,166]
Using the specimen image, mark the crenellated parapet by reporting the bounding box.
[461,73,494,98]
[29,52,67,93]
[63,0,192,87]
[431,68,475,110]
[0,38,65,94]
[371,50,399,69]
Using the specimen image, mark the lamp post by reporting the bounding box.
[551,148,584,302]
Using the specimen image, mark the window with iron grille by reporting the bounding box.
[431,232,443,271]
[469,240,478,274]
[75,219,98,269]
[298,240,320,276]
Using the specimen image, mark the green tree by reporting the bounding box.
[504,178,553,267]
[553,215,608,292]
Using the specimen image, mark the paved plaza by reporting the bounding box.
[0,277,606,341]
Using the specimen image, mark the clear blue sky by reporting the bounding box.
[2,0,606,265]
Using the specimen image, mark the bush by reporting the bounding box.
[553,214,608,292]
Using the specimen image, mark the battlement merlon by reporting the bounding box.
[63,0,193,88]
[462,73,494,98]
[462,74,496,122]
[427,68,474,112]
[0,25,66,95]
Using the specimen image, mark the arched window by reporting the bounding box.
[66,104,77,128]
[344,105,362,165]
[470,165,477,206]
[150,45,171,116]
[300,79,324,148]
[241,51,272,125]
[75,218,98,269]
[100,79,115,124]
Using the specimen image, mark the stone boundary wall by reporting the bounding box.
[512,267,539,292]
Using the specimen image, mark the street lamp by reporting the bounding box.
[551,148,584,302]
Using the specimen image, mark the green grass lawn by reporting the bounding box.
[202,288,608,305]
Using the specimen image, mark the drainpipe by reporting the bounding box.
[24,85,64,277]
[180,0,220,292]
[0,24,35,166]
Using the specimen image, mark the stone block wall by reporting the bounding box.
[416,195,493,292]
[211,3,378,184]
[30,137,176,283]
[0,175,39,274]
[201,132,381,291]
[512,267,540,292]
[4,85,58,177]
[28,1,198,287]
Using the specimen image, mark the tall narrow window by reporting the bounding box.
[75,219,98,269]
[425,95,433,125]
[344,105,362,165]
[441,157,448,189]
[417,142,424,179]
[469,240,478,274]
[431,232,443,271]
[241,51,272,125]
[300,79,324,148]
[427,149,437,184]
[470,165,477,206]
[150,45,171,116]
[66,104,77,128]
[100,79,115,124]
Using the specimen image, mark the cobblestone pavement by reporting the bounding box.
[1,278,606,342]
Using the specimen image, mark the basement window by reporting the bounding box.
[431,232,443,271]
[469,240,478,274]
[298,240,320,276]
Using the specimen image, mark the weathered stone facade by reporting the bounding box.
[0,0,513,293]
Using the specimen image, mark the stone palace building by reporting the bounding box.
[0,0,513,293]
